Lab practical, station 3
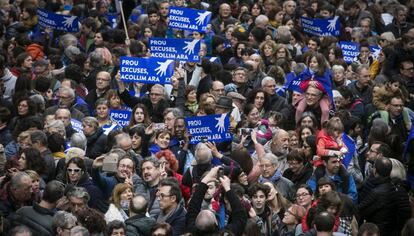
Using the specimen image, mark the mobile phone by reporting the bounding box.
[102,154,118,173]
[239,128,253,136]
[217,167,224,180]
[154,123,166,131]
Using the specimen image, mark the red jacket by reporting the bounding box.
[315,129,345,167]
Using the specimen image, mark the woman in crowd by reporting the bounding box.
[16,147,47,182]
[105,183,133,223]
[60,157,107,212]
[246,89,269,118]
[82,116,107,159]
[126,104,151,131]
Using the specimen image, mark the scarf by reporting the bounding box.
[259,169,282,183]
[157,205,180,223]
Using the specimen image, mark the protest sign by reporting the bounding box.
[71,119,83,133]
[339,41,360,63]
[37,8,79,32]
[149,38,201,62]
[300,16,340,37]
[185,114,232,144]
[168,7,212,32]
[110,110,131,127]
[120,56,174,84]
[370,45,381,60]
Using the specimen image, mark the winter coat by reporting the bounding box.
[267,93,288,112]
[315,129,346,166]
[105,203,128,223]
[283,164,313,189]
[161,205,187,236]
[0,69,16,102]
[125,214,156,236]
[10,203,54,236]
[358,176,411,236]
[85,128,107,159]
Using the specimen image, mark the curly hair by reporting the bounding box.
[155,150,178,172]
[76,208,106,235]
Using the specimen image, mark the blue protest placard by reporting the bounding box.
[168,7,212,32]
[37,8,79,32]
[71,119,83,133]
[300,16,340,37]
[339,41,360,63]
[120,56,174,84]
[149,38,201,62]
[370,45,381,60]
[185,114,232,144]
[110,110,131,127]
[106,13,118,28]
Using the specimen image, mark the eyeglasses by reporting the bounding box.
[67,168,82,173]
[390,103,404,108]
[156,190,173,199]
[296,193,310,199]
[305,92,321,98]
[118,164,134,170]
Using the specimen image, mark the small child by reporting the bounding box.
[295,53,331,127]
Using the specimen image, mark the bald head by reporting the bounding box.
[55,108,71,127]
[195,210,218,232]
[130,195,148,215]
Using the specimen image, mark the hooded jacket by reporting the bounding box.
[1,69,17,102]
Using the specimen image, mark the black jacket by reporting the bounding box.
[125,213,156,236]
[164,205,187,236]
[283,164,313,190]
[118,90,170,123]
[358,176,410,236]
[185,183,247,236]
[11,203,54,236]
[85,128,107,159]
[267,94,287,112]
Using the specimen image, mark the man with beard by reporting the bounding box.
[364,141,392,178]
[140,157,162,219]
[92,156,144,200]
[266,128,291,173]
[248,183,273,235]
[308,155,358,203]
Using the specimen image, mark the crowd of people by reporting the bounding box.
[0,0,414,235]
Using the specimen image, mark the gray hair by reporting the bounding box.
[53,211,78,233]
[351,27,363,36]
[66,187,90,203]
[255,14,269,26]
[59,33,78,49]
[261,76,275,87]
[55,108,71,118]
[163,107,183,118]
[30,130,48,146]
[89,50,105,68]
[10,172,31,190]
[82,117,99,130]
[46,120,66,134]
[332,65,345,73]
[261,153,279,166]
[59,86,75,99]
[141,156,160,168]
[390,158,406,181]
[356,64,370,75]
[66,147,86,160]
[283,0,296,8]
[9,225,33,236]
[70,226,90,236]
[70,133,88,151]
[195,143,213,164]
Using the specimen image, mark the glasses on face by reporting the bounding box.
[305,92,321,98]
[391,103,404,108]
[296,192,310,199]
[156,191,172,199]
[259,163,274,169]
[67,168,81,173]
[119,164,134,170]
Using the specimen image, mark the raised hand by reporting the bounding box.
[214,114,227,133]
[183,39,199,55]
[327,16,339,31]
[63,15,77,28]
[195,11,211,25]
[155,60,174,77]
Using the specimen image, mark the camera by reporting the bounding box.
[239,128,253,136]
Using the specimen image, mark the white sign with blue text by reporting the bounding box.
[168,7,212,32]
[110,110,131,127]
[119,56,174,84]
[300,16,340,37]
[37,8,79,32]
[185,114,232,144]
[149,38,201,62]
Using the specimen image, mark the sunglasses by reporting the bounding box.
[67,168,82,173]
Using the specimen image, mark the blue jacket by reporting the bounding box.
[308,170,358,203]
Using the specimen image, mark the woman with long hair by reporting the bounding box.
[126,103,151,130]
[105,183,133,223]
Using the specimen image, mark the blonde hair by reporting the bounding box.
[326,117,344,136]
[17,131,32,143]
[110,183,133,209]
[25,170,40,181]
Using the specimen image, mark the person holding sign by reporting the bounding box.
[95,98,121,135]
[116,72,170,123]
